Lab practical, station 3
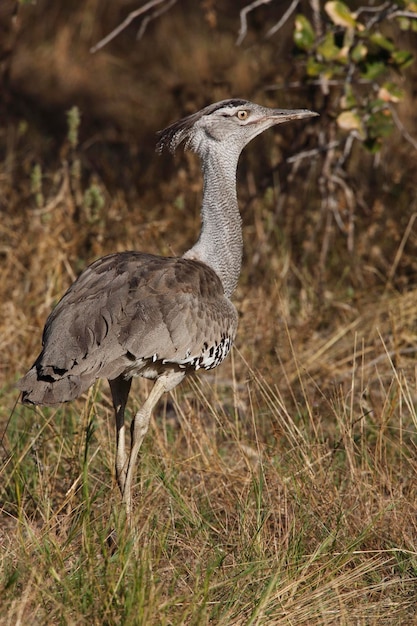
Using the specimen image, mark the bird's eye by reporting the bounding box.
[236,110,249,121]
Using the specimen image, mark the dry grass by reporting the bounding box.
[1,2,417,623]
[2,143,417,623]
[2,341,417,624]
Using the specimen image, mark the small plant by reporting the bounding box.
[288,1,417,272]
[294,1,416,151]
[65,105,84,207]
[30,163,44,208]
[83,183,105,223]
[66,105,81,150]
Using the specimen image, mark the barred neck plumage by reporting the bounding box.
[156,99,319,298]
[183,148,242,299]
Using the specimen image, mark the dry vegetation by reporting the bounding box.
[1,1,417,624]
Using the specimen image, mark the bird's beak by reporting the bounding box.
[267,108,319,124]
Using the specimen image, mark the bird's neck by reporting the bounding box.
[183,150,243,298]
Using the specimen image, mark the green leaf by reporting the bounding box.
[367,109,394,140]
[351,43,367,62]
[360,61,386,80]
[397,17,411,30]
[340,84,357,109]
[306,57,327,77]
[294,14,316,51]
[369,32,395,52]
[325,1,358,29]
[378,82,405,103]
[337,111,366,139]
[391,50,414,68]
[317,32,340,61]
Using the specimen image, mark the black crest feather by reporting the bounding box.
[156,99,248,154]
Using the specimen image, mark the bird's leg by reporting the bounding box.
[122,378,166,520]
[123,372,185,521]
[109,376,132,496]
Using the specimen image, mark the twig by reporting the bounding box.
[265,0,299,39]
[355,2,391,17]
[388,10,417,20]
[90,0,171,53]
[389,104,417,151]
[387,211,417,284]
[335,131,357,171]
[308,0,322,38]
[236,0,273,46]
[330,174,356,253]
[286,141,339,164]
[355,2,390,17]
[136,0,178,40]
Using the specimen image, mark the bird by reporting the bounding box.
[17,99,318,520]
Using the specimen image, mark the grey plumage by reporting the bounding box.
[19,253,236,403]
[17,99,318,520]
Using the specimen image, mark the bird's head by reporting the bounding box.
[156,99,318,158]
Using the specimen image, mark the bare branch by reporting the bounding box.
[388,10,417,20]
[286,141,339,164]
[236,0,273,46]
[355,2,391,17]
[389,104,417,151]
[137,0,178,40]
[265,0,299,39]
[354,3,417,29]
[330,174,356,253]
[387,210,417,283]
[308,0,322,38]
[335,131,357,171]
[90,0,172,54]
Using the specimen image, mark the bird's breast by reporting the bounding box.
[123,333,234,381]
[175,334,233,371]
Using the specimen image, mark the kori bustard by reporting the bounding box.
[18,99,318,519]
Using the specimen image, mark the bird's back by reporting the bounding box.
[17,251,238,405]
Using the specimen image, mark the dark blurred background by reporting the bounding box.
[2,0,417,380]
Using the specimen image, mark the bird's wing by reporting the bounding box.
[117,254,237,368]
[22,252,237,386]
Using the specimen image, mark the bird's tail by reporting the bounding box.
[16,367,94,406]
